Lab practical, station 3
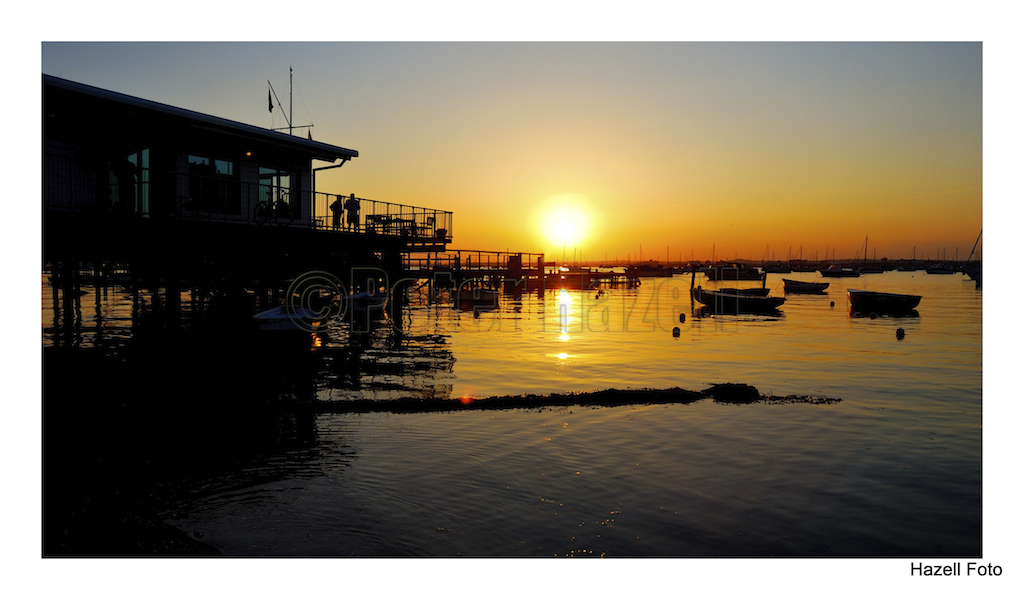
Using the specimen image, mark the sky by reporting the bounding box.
[41,41,983,263]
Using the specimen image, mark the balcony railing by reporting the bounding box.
[311,192,452,243]
[177,176,453,242]
[43,169,453,243]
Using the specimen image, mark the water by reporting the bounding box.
[42,271,982,556]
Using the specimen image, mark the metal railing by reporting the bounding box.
[312,192,453,242]
[44,167,454,242]
[403,250,544,273]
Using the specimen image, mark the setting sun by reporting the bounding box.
[532,194,599,256]
[555,221,576,241]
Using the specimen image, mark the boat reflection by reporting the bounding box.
[692,306,785,321]
[848,308,920,319]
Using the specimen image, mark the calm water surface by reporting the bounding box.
[43,271,982,556]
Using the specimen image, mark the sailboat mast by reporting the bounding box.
[289,66,293,136]
[966,230,982,262]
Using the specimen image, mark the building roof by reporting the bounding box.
[43,74,359,163]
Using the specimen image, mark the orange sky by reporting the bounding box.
[42,42,982,262]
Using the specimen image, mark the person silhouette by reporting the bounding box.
[344,193,360,231]
[330,195,342,230]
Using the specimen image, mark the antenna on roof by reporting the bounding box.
[268,66,313,137]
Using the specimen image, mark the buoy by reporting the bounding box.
[896,328,905,339]
[679,313,686,323]
[672,327,680,337]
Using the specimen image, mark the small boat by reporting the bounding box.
[253,305,327,332]
[960,264,981,287]
[346,291,388,314]
[925,264,956,275]
[458,287,500,310]
[702,262,763,281]
[847,289,921,314]
[718,287,770,297]
[959,230,982,287]
[716,272,770,296]
[858,266,887,274]
[691,286,785,313]
[819,265,861,278]
[628,262,675,278]
[546,266,599,289]
[783,279,830,294]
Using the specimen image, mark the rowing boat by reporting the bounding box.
[782,279,829,294]
[691,286,785,313]
[847,289,921,314]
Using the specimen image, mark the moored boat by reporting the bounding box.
[819,265,861,278]
[691,286,785,313]
[858,266,887,274]
[960,264,981,287]
[458,287,500,310]
[717,287,770,297]
[253,305,327,332]
[782,279,829,294]
[717,272,770,296]
[702,262,763,281]
[847,289,921,314]
[628,262,675,278]
[346,291,388,314]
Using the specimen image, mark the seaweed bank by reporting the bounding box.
[309,383,842,414]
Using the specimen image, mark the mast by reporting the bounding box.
[268,66,312,137]
[966,230,982,262]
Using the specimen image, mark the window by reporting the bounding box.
[215,159,239,213]
[258,167,297,219]
[188,155,239,214]
[109,148,149,216]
